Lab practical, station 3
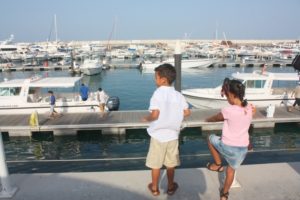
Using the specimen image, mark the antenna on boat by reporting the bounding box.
[47,14,58,43]
[215,21,218,41]
[106,16,117,51]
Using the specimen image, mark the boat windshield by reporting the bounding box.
[244,80,266,89]
[0,87,21,96]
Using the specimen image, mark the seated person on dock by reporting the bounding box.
[289,82,300,111]
[79,83,89,101]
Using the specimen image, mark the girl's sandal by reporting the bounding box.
[206,162,224,172]
[148,183,160,196]
[220,188,229,200]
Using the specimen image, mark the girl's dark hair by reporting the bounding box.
[154,63,176,84]
[222,78,248,107]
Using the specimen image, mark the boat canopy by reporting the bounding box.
[232,71,299,81]
[0,77,82,88]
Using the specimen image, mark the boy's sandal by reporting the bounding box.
[206,162,224,172]
[167,182,178,195]
[220,188,229,200]
[148,183,160,196]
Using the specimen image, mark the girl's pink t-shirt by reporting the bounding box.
[221,104,252,147]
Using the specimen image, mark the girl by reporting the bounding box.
[205,78,255,200]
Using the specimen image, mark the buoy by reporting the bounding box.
[43,60,48,67]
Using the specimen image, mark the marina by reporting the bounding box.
[1,1,300,199]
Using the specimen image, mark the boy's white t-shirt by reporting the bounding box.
[147,86,189,142]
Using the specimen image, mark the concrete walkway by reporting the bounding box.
[3,162,300,200]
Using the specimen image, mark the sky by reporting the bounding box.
[1,0,300,42]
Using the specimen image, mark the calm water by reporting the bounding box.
[0,63,297,110]
[2,63,300,172]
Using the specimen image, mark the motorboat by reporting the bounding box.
[182,70,299,109]
[0,75,100,114]
[80,58,102,75]
[140,58,218,72]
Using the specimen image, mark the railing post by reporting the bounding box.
[220,168,241,188]
[174,40,182,92]
[0,133,18,198]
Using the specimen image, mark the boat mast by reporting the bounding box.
[223,32,229,48]
[54,14,58,43]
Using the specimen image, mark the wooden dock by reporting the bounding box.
[0,65,71,72]
[213,62,292,68]
[0,106,299,137]
[0,61,293,73]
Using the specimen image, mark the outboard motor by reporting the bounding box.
[106,96,120,111]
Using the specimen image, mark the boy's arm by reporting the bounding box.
[142,109,160,122]
[184,109,191,117]
[205,112,224,122]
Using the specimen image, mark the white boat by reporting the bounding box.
[182,70,299,109]
[0,76,100,114]
[140,58,218,72]
[80,58,102,75]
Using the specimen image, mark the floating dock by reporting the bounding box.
[0,107,299,137]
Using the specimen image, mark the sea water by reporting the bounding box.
[1,64,300,172]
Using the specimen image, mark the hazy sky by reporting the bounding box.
[1,0,300,42]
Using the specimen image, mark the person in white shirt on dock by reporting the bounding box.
[142,63,191,196]
[97,88,109,112]
[289,82,300,112]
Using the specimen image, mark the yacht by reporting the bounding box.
[140,58,218,72]
[0,76,100,114]
[80,58,102,75]
[182,70,299,109]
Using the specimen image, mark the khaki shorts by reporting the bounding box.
[146,137,180,169]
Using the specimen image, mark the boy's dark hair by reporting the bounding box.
[222,78,248,107]
[98,88,102,91]
[48,90,53,94]
[154,63,176,84]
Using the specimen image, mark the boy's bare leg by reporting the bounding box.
[220,166,235,200]
[151,168,160,191]
[167,167,175,189]
[207,137,223,170]
[100,104,105,112]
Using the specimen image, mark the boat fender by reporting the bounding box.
[29,111,39,127]
[266,104,275,118]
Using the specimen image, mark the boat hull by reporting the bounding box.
[81,67,102,75]
[0,100,100,115]
[183,92,295,109]
[141,59,217,71]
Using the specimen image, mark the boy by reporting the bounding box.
[143,63,191,196]
[48,90,59,119]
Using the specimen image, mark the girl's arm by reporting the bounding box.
[142,109,160,122]
[251,104,256,117]
[205,112,224,122]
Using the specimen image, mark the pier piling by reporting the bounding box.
[0,133,18,198]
